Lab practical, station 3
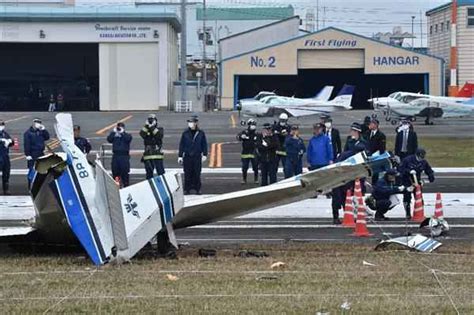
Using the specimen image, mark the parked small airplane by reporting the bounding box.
[237,85,354,118]
[368,91,470,110]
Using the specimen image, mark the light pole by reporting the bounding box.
[411,15,416,49]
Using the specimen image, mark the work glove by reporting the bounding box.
[262,140,268,147]
[299,150,304,156]
[419,179,425,186]
[201,155,207,163]
[410,170,417,175]
[38,124,45,131]
[281,130,288,136]
[241,134,249,140]
[3,139,10,148]
[26,156,33,161]
[406,186,415,192]
[177,157,183,165]
[398,185,405,192]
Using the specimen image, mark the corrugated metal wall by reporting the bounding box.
[297,49,364,69]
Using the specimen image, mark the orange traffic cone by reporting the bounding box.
[434,192,444,220]
[342,189,355,227]
[351,179,373,237]
[12,137,19,150]
[412,185,425,222]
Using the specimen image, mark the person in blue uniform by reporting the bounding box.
[284,125,305,178]
[237,118,259,184]
[398,148,435,219]
[272,113,291,178]
[73,125,92,154]
[178,116,208,195]
[344,122,367,152]
[307,123,333,171]
[367,169,413,221]
[257,123,278,186]
[140,114,165,179]
[24,118,50,187]
[107,122,132,187]
[0,121,13,195]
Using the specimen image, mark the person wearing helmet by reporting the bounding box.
[394,120,418,161]
[237,119,259,184]
[107,122,132,187]
[307,123,333,171]
[140,114,165,179]
[344,122,367,152]
[284,125,306,178]
[257,123,278,186]
[24,118,50,188]
[398,148,435,219]
[178,116,208,194]
[272,113,291,178]
[367,169,413,221]
[0,121,13,195]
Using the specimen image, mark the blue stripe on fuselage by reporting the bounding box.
[153,176,173,223]
[56,171,102,265]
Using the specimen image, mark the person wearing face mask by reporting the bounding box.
[344,122,367,152]
[24,118,50,187]
[0,121,13,195]
[366,169,413,221]
[237,119,259,184]
[178,116,208,195]
[107,122,132,187]
[367,118,386,185]
[284,125,306,178]
[321,116,341,160]
[395,120,418,161]
[272,113,291,178]
[73,125,92,154]
[257,123,278,186]
[307,123,333,171]
[140,114,165,179]
[398,148,434,219]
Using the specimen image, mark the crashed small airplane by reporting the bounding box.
[1,114,391,265]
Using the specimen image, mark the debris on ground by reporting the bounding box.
[340,301,351,310]
[256,276,278,281]
[375,234,442,252]
[270,261,287,269]
[198,248,217,258]
[235,250,268,258]
[362,260,377,267]
[165,274,179,281]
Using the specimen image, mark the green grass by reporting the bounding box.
[386,137,474,167]
[1,242,473,314]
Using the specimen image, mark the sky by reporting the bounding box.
[75,0,450,47]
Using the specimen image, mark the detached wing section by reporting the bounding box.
[173,152,391,229]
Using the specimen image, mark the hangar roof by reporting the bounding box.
[221,26,444,63]
[0,5,181,31]
[196,5,294,21]
[426,0,474,16]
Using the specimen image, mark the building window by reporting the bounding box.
[468,8,474,26]
[430,25,433,34]
[446,20,450,31]
[435,24,438,32]
[441,22,444,31]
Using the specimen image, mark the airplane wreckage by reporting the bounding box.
[1,114,393,265]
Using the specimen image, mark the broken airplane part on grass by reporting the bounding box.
[1,113,391,265]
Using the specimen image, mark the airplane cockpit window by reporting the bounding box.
[389,92,400,99]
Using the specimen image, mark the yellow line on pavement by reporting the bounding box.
[95,115,133,135]
[5,115,30,123]
[11,155,25,162]
[230,114,236,129]
[216,143,223,168]
[208,143,217,167]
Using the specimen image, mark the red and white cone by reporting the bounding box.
[351,179,373,237]
[342,189,355,227]
[412,185,425,222]
[12,137,19,150]
[434,192,444,220]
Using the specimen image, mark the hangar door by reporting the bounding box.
[0,43,99,111]
[298,49,364,69]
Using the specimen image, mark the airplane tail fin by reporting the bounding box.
[457,82,474,98]
[314,85,334,101]
[329,84,355,109]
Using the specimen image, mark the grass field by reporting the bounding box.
[1,242,473,314]
[385,137,474,167]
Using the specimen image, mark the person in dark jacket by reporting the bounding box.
[272,113,291,178]
[178,116,208,194]
[361,116,371,140]
[24,118,50,187]
[367,169,413,221]
[307,123,333,170]
[140,114,165,179]
[0,121,13,195]
[73,125,92,154]
[398,148,434,219]
[331,143,366,224]
[344,122,367,152]
[257,123,278,186]
[322,117,341,160]
[367,118,386,185]
[237,118,259,184]
[107,122,132,187]
[394,120,418,160]
[284,125,305,178]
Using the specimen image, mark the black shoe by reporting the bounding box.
[406,215,412,220]
[333,218,341,225]
[374,213,387,221]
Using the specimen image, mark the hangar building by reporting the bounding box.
[219,25,444,110]
[0,5,180,111]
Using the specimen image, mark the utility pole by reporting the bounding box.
[419,10,423,48]
[180,0,187,102]
[316,0,319,31]
[323,6,326,28]
[411,15,415,49]
[202,0,207,84]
